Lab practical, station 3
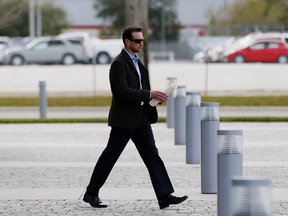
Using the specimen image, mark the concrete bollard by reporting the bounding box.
[217,130,243,216]
[166,77,177,128]
[231,176,272,216]
[201,102,219,194]
[186,92,201,164]
[39,80,47,118]
[174,86,186,145]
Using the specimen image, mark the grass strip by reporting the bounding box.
[0,96,111,107]
[1,96,288,106]
[0,118,108,124]
[220,116,288,122]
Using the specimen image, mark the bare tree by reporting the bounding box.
[0,0,27,30]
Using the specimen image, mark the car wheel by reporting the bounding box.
[62,54,76,65]
[278,55,287,64]
[10,55,25,65]
[234,55,245,63]
[96,52,111,64]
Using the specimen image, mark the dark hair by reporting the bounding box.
[122,26,142,45]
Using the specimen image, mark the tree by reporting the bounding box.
[0,0,69,37]
[94,0,181,41]
[207,0,288,35]
[40,3,69,35]
[0,0,27,30]
[149,0,180,41]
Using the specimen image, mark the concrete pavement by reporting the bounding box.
[0,122,288,215]
[1,106,288,119]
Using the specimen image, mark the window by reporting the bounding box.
[33,41,49,49]
[250,42,265,50]
[68,39,82,45]
[66,37,84,43]
[267,42,280,49]
[48,40,64,46]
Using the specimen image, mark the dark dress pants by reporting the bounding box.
[86,109,174,199]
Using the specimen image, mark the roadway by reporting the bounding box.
[1,106,288,119]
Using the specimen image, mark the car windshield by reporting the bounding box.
[25,38,50,49]
[33,41,49,49]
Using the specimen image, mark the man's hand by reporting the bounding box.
[151,90,168,103]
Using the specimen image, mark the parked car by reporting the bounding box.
[193,32,288,63]
[0,36,11,64]
[0,36,10,46]
[192,37,238,63]
[0,44,6,64]
[225,39,288,63]
[58,31,123,64]
[223,32,288,62]
[2,37,89,65]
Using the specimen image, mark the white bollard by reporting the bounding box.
[201,102,219,194]
[174,86,186,145]
[231,176,272,216]
[217,130,243,216]
[186,92,201,164]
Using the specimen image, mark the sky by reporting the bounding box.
[47,0,237,26]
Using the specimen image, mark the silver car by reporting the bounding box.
[2,37,89,65]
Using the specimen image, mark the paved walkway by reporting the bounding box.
[0,122,288,215]
[1,106,288,119]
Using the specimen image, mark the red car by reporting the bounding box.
[225,39,288,63]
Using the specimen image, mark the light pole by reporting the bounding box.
[36,0,42,37]
[161,2,166,52]
[29,0,35,38]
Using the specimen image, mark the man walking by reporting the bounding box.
[83,26,188,209]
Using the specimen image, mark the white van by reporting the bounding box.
[58,31,123,64]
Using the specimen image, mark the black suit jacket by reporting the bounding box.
[108,49,158,129]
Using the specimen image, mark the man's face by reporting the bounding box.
[125,31,144,54]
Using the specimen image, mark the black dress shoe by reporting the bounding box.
[83,192,108,208]
[158,194,188,209]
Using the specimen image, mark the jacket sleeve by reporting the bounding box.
[109,59,151,102]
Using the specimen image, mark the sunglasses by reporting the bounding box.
[130,38,144,44]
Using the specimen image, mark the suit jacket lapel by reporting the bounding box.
[121,49,143,88]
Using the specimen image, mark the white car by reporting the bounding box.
[0,44,6,64]
[0,36,11,64]
[2,37,89,65]
[58,31,123,64]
